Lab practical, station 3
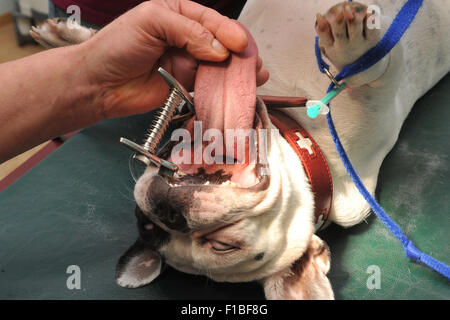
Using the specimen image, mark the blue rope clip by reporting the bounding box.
[306,69,348,119]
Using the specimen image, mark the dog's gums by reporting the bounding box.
[167,169,234,187]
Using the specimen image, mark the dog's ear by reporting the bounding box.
[263,234,334,300]
[115,240,162,288]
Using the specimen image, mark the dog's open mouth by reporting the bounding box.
[160,24,268,190]
[165,109,268,189]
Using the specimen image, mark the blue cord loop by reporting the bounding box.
[315,36,330,74]
[315,0,450,279]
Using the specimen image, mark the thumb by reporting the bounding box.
[141,4,247,61]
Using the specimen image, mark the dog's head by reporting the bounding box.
[115,100,333,299]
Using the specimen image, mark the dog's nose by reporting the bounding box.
[147,176,190,233]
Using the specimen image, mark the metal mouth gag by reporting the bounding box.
[120,67,194,178]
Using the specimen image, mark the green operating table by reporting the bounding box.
[0,74,449,300]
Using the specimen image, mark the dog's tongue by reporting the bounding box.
[194,24,258,134]
[176,24,259,185]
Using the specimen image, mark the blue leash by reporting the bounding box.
[314,0,450,279]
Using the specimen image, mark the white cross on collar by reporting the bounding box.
[295,132,314,156]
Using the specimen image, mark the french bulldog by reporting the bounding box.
[31,0,450,300]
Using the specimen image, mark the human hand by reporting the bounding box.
[81,0,269,119]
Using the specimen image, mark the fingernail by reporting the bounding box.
[212,39,228,55]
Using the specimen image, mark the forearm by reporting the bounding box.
[0,43,102,162]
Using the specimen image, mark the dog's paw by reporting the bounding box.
[315,1,392,86]
[30,18,96,48]
[315,1,382,71]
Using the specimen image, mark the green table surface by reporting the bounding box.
[0,75,449,300]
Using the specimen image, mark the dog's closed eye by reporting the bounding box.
[204,238,239,252]
[210,240,237,252]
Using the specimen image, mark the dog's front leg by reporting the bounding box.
[313,1,399,227]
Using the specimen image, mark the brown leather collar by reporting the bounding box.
[268,109,333,231]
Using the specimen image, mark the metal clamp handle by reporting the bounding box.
[120,67,193,177]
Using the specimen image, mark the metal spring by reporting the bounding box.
[143,88,183,153]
